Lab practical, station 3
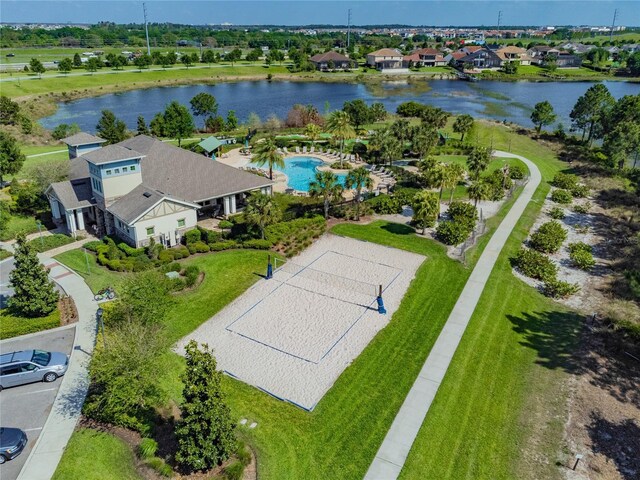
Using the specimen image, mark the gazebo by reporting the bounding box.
[198,136,224,159]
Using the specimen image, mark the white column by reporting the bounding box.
[230,195,237,214]
[260,187,266,195]
[65,211,76,235]
[223,196,230,216]
[50,198,61,220]
[266,186,272,196]
[75,209,85,230]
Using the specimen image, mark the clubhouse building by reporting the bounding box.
[46,133,273,248]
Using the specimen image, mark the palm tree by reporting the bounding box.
[433,162,448,207]
[252,137,285,180]
[309,171,344,219]
[412,190,440,234]
[325,110,355,168]
[368,128,402,167]
[467,180,491,207]
[466,147,491,181]
[446,163,466,204]
[243,193,281,239]
[345,167,373,221]
[453,114,474,142]
[305,123,321,143]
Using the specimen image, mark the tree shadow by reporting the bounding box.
[507,311,640,408]
[380,223,414,235]
[587,411,640,480]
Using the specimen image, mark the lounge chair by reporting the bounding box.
[283,147,289,155]
[303,146,307,153]
[295,146,301,154]
[310,146,315,153]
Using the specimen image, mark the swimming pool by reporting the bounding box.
[255,156,347,192]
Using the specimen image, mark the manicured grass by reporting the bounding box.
[0,214,40,241]
[54,248,127,294]
[27,233,76,253]
[52,428,141,480]
[0,249,12,260]
[0,308,60,340]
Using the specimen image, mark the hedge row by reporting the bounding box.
[436,201,478,245]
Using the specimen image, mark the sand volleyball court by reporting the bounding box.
[178,234,425,410]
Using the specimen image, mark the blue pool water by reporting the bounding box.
[259,156,347,192]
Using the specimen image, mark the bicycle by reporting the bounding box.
[94,286,116,301]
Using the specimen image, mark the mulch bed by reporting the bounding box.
[58,296,78,326]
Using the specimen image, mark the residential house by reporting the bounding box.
[61,132,106,159]
[366,48,404,70]
[527,45,582,68]
[46,134,273,247]
[495,45,533,66]
[457,48,504,69]
[404,48,447,67]
[309,51,353,71]
[444,50,466,65]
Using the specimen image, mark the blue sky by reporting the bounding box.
[2,1,638,27]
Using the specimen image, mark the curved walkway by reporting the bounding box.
[364,151,542,479]
[17,254,97,480]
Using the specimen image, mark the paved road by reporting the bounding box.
[364,151,542,479]
[0,258,15,309]
[0,328,75,480]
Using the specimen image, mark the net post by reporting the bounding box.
[376,284,386,314]
[266,255,273,280]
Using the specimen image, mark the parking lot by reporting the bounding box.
[0,327,75,480]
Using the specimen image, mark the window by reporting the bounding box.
[146,227,155,236]
[122,167,128,172]
[106,169,112,175]
[114,168,120,174]
[130,165,136,171]
[177,218,185,228]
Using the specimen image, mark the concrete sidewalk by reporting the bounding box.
[364,151,542,479]
[17,255,98,480]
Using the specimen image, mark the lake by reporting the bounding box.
[40,79,639,132]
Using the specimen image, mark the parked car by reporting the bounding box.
[5,53,15,57]
[0,350,69,391]
[0,427,27,464]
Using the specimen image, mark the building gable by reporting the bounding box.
[138,199,194,223]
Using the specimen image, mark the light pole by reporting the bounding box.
[97,307,107,350]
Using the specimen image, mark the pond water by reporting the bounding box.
[40,79,639,132]
[260,156,347,191]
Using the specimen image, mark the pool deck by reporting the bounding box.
[218,147,387,197]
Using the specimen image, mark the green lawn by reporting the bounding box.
[0,308,61,340]
[52,428,141,480]
[54,249,128,294]
[0,214,40,241]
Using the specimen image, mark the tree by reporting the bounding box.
[243,193,281,239]
[163,101,195,146]
[264,114,282,132]
[202,49,216,66]
[343,99,372,129]
[603,121,640,169]
[84,57,100,75]
[225,48,242,65]
[325,110,356,168]
[0,131,26,184]
[134,53,152,70]
[502,60,519,74]
[370,102,387,122]
[0,96,20,125]
[247,112,262,130]
[628,52,640,76]
[453,114,474,141]
[446,163,466,203]
[412,190,439,234]
[29,58,45,77]
[466,147,491,180]
[467,179,491,206]
[84,320,168,430]
[245,48,262,62]
[181,53,194,68]
[570,83,615,144]
[150,113,165,137]
[225,110,238,131]
[52,123,80,140]
[530,101,557,133]
[8,234,59,317]
[175,341,236,472]
[420,106,450,129]
[252,137,284,180]
[108,271,174,325]
[305,123,321,142]
[586,47,609,69]
[369,128,402,166]
[309,170,344,219]
[136,115,149,136]
[58,57,73,74]
[96,110,128,145]
[73,53,82,68]
[411,124,439,159]
[345,167,373,220]
[189,92,218,129]
[390,119,412,145]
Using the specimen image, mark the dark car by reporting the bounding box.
[0,427,27,464]
[5,53,15,57]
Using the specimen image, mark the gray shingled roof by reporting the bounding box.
[310,51,351,62]
[82,145,145,166]
[61,132,106,146]
[118,136,273,202]
[48,178,95,210]
[108,184,198,224]
[70,157,89,180]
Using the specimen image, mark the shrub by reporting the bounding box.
[117,241,145,257]
[145,457,173,477]
[329,161,352,169]
[551,189,573,204]
[184,228,201,245]
[138,438,158,459]
[367,195,401,214]
[529,220,567,254]
[436,221,470,245]
[236,441,251,466]
[570,248,595,270]
[242,239,272,250]
[542,279,580,298]
[572,202,591,214]
[548,206,565,220]
[224,461,245,480]
[198,226,222,244]
[509,164,525,180]
[162,262,181,273]
[570,184,590,198]
[511,248,558,282]
[184,265,200,287]
[209,240,238,251]
[171,245,191,259]
[83,240,103,252]
[158,250,175,263]
[568,242,592,254]
[187,241,210,254]
[552,172,578,190]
